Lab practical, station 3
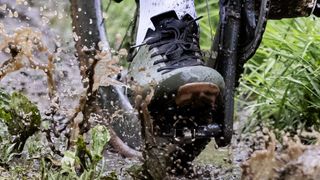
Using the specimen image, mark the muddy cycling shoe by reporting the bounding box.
[128,10,225,143]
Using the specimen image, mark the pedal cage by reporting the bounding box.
[159,123,222,144]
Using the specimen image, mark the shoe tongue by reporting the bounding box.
[151,10,179,28]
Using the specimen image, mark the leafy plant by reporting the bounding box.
[44,125,113,180]
[0,142,19,166]
[90,125,111,163]
[0,89,41,152]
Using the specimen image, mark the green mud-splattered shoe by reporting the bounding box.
[128,11,225,142]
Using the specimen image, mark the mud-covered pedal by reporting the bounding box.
[160,123,222,144]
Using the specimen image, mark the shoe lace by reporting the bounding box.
[135,16,204,74]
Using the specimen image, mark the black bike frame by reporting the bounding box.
[209,0,242,146]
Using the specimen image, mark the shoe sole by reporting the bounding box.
[175,82,220,108]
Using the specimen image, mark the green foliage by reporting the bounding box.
[195,0,219,50]
[43,125,112,180]
[0,89,41,152]
[0,143,19,164]
[90,125,111,162]
[240,18,320,132]
[75,124,110,171]
[0,90,41,135]
[103,0,136,49]
[0,90,11,124]
[0,89,42,177]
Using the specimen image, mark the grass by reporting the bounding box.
[239,17,320,132]
[103,1,136,49]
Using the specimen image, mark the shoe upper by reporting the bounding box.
[128,10,225,99]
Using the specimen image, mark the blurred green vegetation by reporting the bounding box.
[103,0,136,49]
[0,89,41,153]
[102,0,218,50]
[104,1,320,132]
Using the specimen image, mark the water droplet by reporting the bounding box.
[8,9,13,18]
[13,11,18,18]
[0,4,6,11]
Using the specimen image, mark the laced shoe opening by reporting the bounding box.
[134,11,205,74]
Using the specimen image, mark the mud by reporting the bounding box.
[1,1,320,180]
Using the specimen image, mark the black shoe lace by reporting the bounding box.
[135,16,204,74]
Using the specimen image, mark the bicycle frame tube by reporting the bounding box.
[268,0,316,19]
[210,0,242,146]
[70,0,141,143]
[70,0,109,79]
